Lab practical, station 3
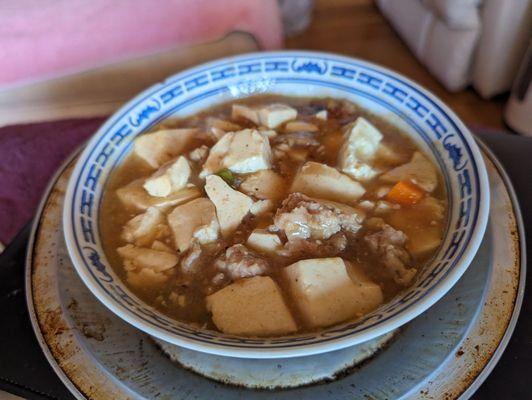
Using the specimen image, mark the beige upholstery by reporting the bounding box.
[377,0,532,97]
[472,0,532,98]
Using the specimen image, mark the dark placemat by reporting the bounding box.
[0,130,529,400]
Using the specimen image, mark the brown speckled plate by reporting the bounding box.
[25,141,525,399]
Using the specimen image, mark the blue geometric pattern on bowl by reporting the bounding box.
[63,52,489,358]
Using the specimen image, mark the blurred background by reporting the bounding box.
[1,0,530,133]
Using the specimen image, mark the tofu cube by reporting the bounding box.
[207,117,241,132]
[143,156,191,197]
[206,276,297,336]
[240,170,286,200]
[167,198,220,252]
[247,229,282,254]
[290,161,365,205]
[188,145,209,162]
[338,117,383,181]
[204,175,253,238]
[380,152,438,192]
[121,207,165,246]
[375,143,409,165]
[231,104,260,125]
[257,104,297,129]
[315,110,327,120]
[151,240,174,253]
[406,229,442,257]
[201,129,272,176]
[358,200,375,211]
[207,117,241,141]
[284,121,318,133]
[127,268,168,288]
[283,258,383,328]
[116,179,200,212]
[258,128,277,138]
[249,199,275,216]
[117,244,178,272]
[133,129,197,169]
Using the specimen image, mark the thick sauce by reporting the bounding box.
[100,95,446,333]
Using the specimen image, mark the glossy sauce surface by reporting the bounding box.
[100,96,446,333]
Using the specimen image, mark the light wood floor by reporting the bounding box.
[286,0,506,130]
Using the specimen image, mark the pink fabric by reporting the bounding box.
[0,0,282,86]
[0,118,106,244]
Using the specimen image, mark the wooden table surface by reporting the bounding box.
[287,0,506,130]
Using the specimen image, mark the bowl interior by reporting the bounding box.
[63,52,489,358]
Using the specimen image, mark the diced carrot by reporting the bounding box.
[386,180,425,206]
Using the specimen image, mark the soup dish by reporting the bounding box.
[63,51,489,358]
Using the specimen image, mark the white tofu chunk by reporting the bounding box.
[167,198,220,252]
[133,128,197,168]
[375,185,391,198]
[240,170,286,200]
[206,117,241,138]
[380,152,438,192]
[290,161,365,205]
[127,268,168,288]
[201,132,231,176]
[231,104,260,125]
[258,128,277,138]
[247,229,282,254]
[206,276,297,336]
[151,240,174,253]
[338,117,383,181]
[374,200,397,214]
[201,129,272,176]
[117,244,178,272]
[257,104,297,129]
[358,200,375,211]
[222,130,272,173]
[206,117,241,141]
[204,175,253,238]
[116,179,200,212]
[188,145,209,163]
[315,110,327,120]
[167,156,191,189]
[143,156,191,197]
[121,207,165,246]
[342,117,383,160]
[283,258,383,328]
[284,121,318,132]
[407,231,442,257]
[376,143,409,165]
[249,199,275,216]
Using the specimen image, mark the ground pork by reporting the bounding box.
[214,244,270,281]
[279,232,348,259]
[273,193,364,241]
[364,223,417,285]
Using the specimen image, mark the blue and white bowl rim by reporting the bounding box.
[63,51,490,358]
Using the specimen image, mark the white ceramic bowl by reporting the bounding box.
[63,51,490,358]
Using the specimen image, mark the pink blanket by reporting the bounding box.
[0,0,282,86]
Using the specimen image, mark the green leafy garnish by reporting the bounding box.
[216,168,235,185]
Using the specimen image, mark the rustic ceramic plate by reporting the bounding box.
[62,52,490,357]
[26,142,524,399]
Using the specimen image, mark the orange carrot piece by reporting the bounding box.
[386,180,425,206]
